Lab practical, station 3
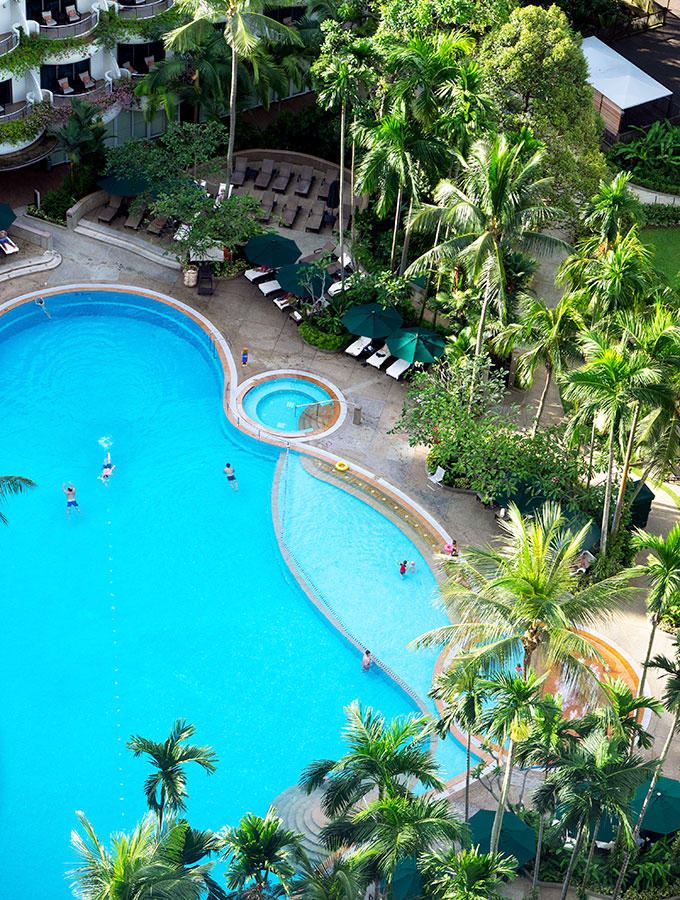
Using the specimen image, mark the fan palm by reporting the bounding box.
[477,670,546,854]
[613,637,680,899]
[412,502,636,690]
[217,807,306,899]
[127,719,218,834]
[299,701,444,818]
[420,845,517,900]
[581,171,641,253]
[0,475,35,525]
[167,0,302,179]
[408,135,568,360]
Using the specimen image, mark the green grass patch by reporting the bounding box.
[640,227,680,285]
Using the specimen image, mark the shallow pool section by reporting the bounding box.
[240,374,340,436]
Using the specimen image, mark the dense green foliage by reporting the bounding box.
[609,121,680,195]
[298,321,350,351]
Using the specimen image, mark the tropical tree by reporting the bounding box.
[295,853,367,900]
[51,99,107,185]
[632,525,680,698]
[495,293,584,435]
[430,658,488,824]
[217,807,306,900]
[409,135,568,360]
[581,171,641,253]
[477,670,546,854]
[412,503,635,688]
[420,846,517,900]
[127,719,218,834]
[438,59,494,158]
[300,701,444,818]
[167,0,302,179]
[69,811,215,900]
[582,677,662,750]
[612,637,680,899]
[0,475,35,525]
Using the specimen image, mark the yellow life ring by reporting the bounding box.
[335,461,349,472]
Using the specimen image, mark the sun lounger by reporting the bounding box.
[295,165,314,197]
[146,214,168,235]
[197,263,214,295]
[254,159,275,189]
[79,72,95,90]
[230,156,247,187]
[334,248,352,269]
[244,268,272,283]
[327,272,359,297]
[366,349,391,369]
[65,4,80,21]
[98,194,123,223]
[144,55,157,71]
[174,222,191,241]
[289,309,303,323]
[305,202,324,234]
[121,61,137,76]
[0,236,19,255]
[215,182,227,207]
[124,206,146,230]
[386,358,411,380]
[257,191,276,223]
[345,336,372,358]
[317,175,336,201]
[258,279,282,296]
[273,295,291,310]
[42,10,56,25]
[280,202,300,228]
[271,163,292,193]
[58,77,74,95]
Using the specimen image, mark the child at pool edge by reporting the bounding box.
[361,650,371,670]
[224,462,239,491]
[242,348,248,366]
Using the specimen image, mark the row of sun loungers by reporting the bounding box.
[344,336,412,380]
[231,158,334,202]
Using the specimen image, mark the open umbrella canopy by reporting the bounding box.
[342,303,403,338]
[390,856,422,900]
[386,326,446,364]
[0,202,17,231]
[244,233,301,268]
[276,262,331,298]
[98,174,151,197]
[468,809,536,868]
[634,776,680,834]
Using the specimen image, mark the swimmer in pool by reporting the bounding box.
[362,650,371,670]
[98,452,115,485]
[63,482,82,518]
[35,297,51,318]
[224,462,239,491]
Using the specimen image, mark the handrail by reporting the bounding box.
[117,0,174,19]
[294,398,340,411]
[0,31,19,56]
[0,101,29,123]
[38,12,97,39]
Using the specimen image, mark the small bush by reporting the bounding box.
[27,184,78,225]
[298,321,349,351]
[641,204,680,228]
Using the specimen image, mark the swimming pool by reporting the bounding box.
[239,374,342,437]
[0,288,470,900]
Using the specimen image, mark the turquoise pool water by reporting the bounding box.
[242,376,334,433]
[0,289,469,900]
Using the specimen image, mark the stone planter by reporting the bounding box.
[183,265,198,287]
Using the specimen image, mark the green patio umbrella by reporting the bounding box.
[342,303,403,339]
[634,776,680,834]
[468,809,536,868]
[244,234,301,268]
[98,174,150,197]
[386,326,446,364]
[276,262,331,298]
[390,856,422,900]
[0,203,17,231]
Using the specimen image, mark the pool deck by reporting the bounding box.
[3,217,680,836]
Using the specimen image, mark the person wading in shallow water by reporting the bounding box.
[224,462,239,491]
[362,650,371,670]
[63,482,82,518]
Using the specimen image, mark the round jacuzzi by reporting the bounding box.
[237,371,346,439]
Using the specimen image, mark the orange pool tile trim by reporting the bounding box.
[235,372,342,439]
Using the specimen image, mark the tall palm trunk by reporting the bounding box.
[474,278,493,358]
[559,824,585,900]
[613,706,680,900]
[465,731,471,827]
[581,813,602,890]
[226,34,238,181]
[350,116,357,265]
[398,192,414,276]
[586,416,597,489]
[158,785,166,835]
[600,417,617,556]
[389,184,403,272]
[490,737,515,854]
[532,814,546,893]
[339,101,346,294]
[611,402,641,535]
[636,618,658,699]
[531,366,552,437]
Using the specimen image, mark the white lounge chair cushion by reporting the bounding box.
[258,279,282,296]
[174,223,191,241]
[345,336,372,357]
[386,358,410,379]
[273,296,290,310]
[245,268,270,282]
[0,237,19,255]
[366,349,390,368]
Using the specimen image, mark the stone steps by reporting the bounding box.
[73,220,181,270]
[272,783,329,863]
[0,249,61,283]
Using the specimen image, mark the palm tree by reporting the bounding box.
[69,811,214,900]
[167,0,302,180]
[299,701,444,818]
[324,796,465,900]
[430,658,488,824]
[412,503,635,689]
[0,475,35,525]
[354,111,450,273]
[295,853,367,900]
[612,637,680,900]
[477,670,546,854]
[409,136,568,360]
[420,846,517,900]
[51,99,106,185]
[495,293,584,435]
[583,677,661,750]
[632,526,680,698]
[545,731,655,900]
[581,171,640,253]
[438,59,494,159]
[217,807,307,899]
[562,333,668,554]
[127,719,218,834]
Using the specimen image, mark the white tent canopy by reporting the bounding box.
[582,36,672,110]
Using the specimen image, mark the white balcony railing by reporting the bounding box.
[52,78,109,106]
[0,101,30,122]
[0,30,19,57]
[38,11,98,39]
[117,0,173,19]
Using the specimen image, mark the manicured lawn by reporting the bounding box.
[641,227,680,284]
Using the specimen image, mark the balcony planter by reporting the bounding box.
[0,130,46,154]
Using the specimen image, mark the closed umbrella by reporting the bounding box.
[98,174,150,197]
[276,262,331,299]
[326,179,340,210]
[342,303,403,339]
[386,326,446,364]
[468,809,536,868]
[0,203,17,231]
[244,234,301,268]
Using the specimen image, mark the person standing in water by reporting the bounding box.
[399,560,407,577]
[224,462,239,491]
[63,483,82,518]
[362,650,371,670]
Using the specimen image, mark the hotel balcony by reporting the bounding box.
[51,77,108,105]
[0,31,19,57]
[117,0,174,19]
[39,11,97,39]
[0,100,30,122]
